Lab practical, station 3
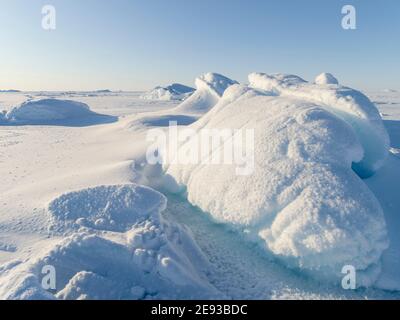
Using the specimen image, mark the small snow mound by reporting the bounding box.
[174,73,238,115]
[315,73,339,85]
[4,99,95,124]
[383,88,397,93]
[48,184,167,233]
[141,83,195,101]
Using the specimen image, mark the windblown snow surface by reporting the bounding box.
[0,75,400,300]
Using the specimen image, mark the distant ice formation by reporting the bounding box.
[141,83,195,101]
[0,99,115,126]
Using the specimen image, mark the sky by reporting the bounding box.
[0,0,399,91]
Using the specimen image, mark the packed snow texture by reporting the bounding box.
[173,73,238,115]
[141,83,195,101]
[315,73,339,85]
[0,99,110,125]
[0,184,219,299]
[165,74,390,285]
[248,73,390,177]
[48,185,167,233]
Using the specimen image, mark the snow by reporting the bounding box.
[173,73,238,115]
[141,83,195,101]
[165,77,390,285]
[363,90,400,291]
[1,99,116,126]
[249,73,390,178]
[48,184,167,233]
[315,73,339,85]
[0,78,400,300]
[0,184,219,299]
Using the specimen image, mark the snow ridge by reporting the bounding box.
[173,73,238,115]
[165,73,390,286]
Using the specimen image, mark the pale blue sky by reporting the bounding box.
[0,0,399,91]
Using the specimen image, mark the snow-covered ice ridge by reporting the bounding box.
[248,73,390,178]
[141,83,195,101]
[165,72,390,286]
[173,73,238,115]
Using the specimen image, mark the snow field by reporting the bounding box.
[1,74,399,299]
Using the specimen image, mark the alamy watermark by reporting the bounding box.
[41,264,56,290]
[341,265,356,290]
[42,5,56,30]
[39,4,357,32]
[146,122,255,176]
[342,5,357,30]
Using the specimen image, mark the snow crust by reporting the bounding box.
[48,185,167,233]
[165,74,390,285]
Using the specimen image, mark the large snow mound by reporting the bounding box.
[164,76,390,286]
[0,184,219,299]
[141,83,195,101]
[1,99,114,126]
[173,73,238,115]
[249,73,390,177]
